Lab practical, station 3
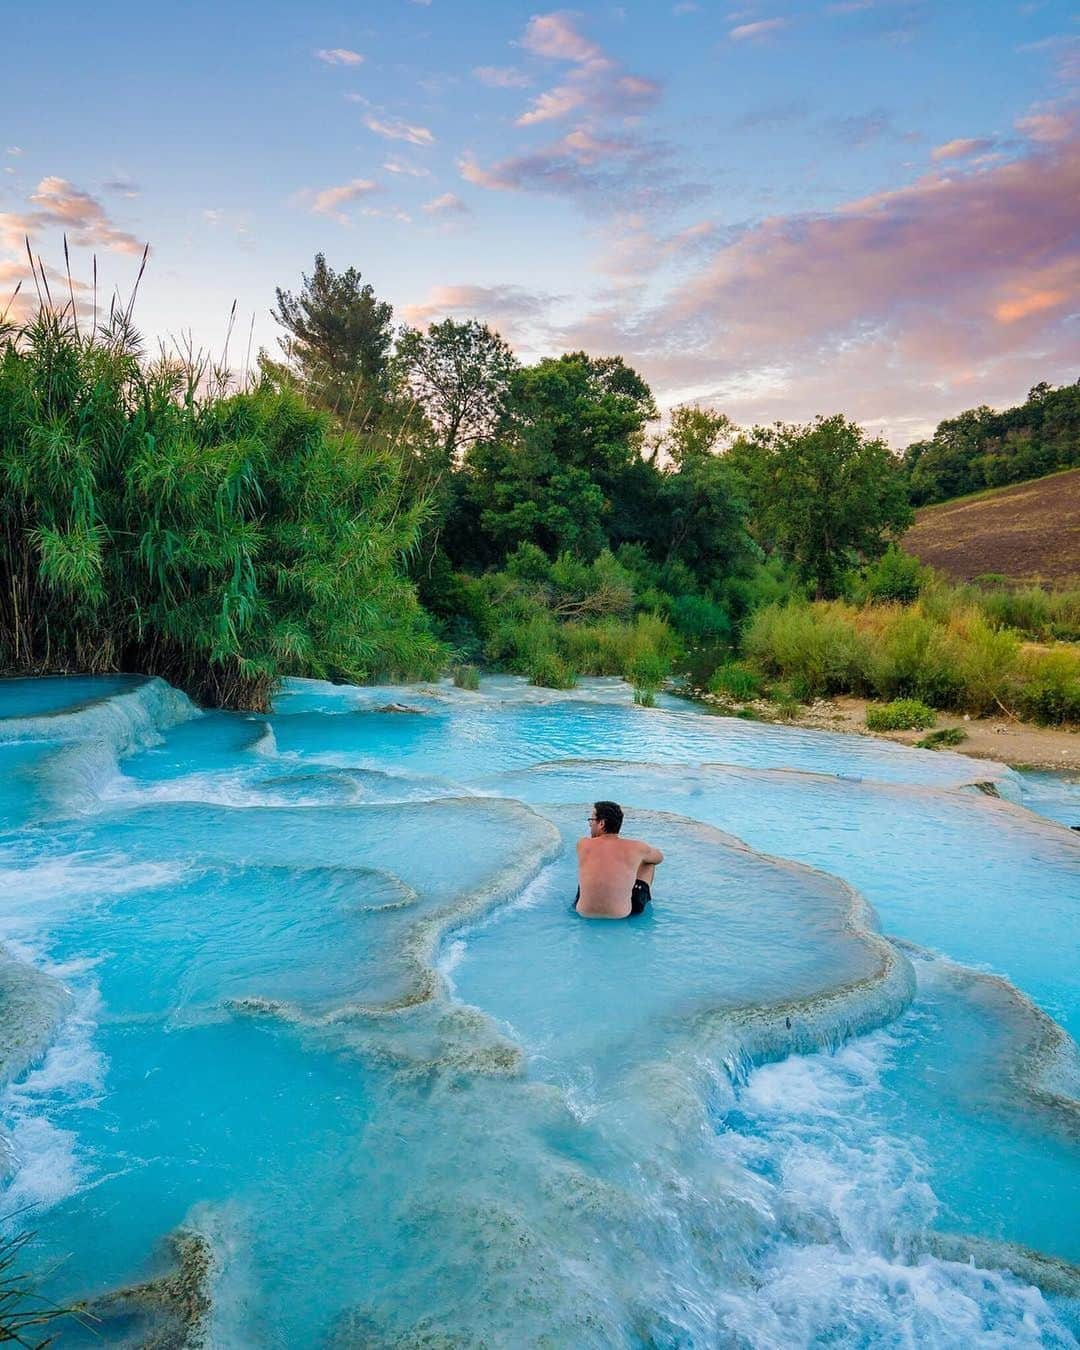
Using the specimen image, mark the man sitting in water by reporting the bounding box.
[574,800,663,919]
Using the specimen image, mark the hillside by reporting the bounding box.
[902,467,1080,585]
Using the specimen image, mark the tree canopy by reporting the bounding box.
[903,381,1080,505]
[395,318,518,459]
[267,253,395,420]
[728,414,912,599]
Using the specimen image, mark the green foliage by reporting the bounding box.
[0,309,441,709]
[452,664,480,690]
[865,699,936,731]
[916,726,968,749]
[904,382,1080,506]
[972,584,1080,642]
[667,593,732,643]
[395,318,518,458]
[861,547,928,604]
[1012,647,1080,725]
[743,603,871,698]
[864,608,965,707]
[722,557,805,627]
[266,253,395,419]
[527,650,578,689]
[768,689,802,721]
[728,414,913,599]
[657,404,736,465]
[738,593,1076,722]
[708,662,762,701]
[455,351,656,564]
[946,613,1019,715]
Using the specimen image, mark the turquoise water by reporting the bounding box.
[0,675,1077,1347]
[1020,770,1080,830]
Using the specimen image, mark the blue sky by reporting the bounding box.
[3,0,1077,442]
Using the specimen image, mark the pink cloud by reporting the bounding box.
[513,11,660,128]
[517,86,588,126]
[729,18,788,40]
[422,192,469,216]
[457,125,684,211]
[0,212,35,251]
[402,282,561,352]
[308,178,378,222]
[314,48,363,66]
[383,159,431,178]
[25,177,144,254]
[521,12,606,64]
[1015,109,1074,144]
[552,134,1080,442]
[362,115,435,147]
[931,136,995,161]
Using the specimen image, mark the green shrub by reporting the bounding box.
[667,593,732,642]
[770,690,802,721]
[977,585,1080,642]
[1012,648,1080,725]
[865,699,937,731]
[866,609,964,708]
[862,547,928,604]
[0,312,446,710]
[743,602,869,697]
[452,664,480,690]
[916,726,967,749]
[948,614,1019,714]
[527,651,577,689]
[709,662,762,701]
[505,541,552,582]
[723,558,803,625]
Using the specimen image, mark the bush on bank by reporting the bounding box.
[865,699,937,731]
[0,311,442,710]
[742,591,1080,725]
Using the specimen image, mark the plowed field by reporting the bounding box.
[903,468,1080,585]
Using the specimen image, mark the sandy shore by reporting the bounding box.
[694,692,1080,774]
[800,697,1080,773]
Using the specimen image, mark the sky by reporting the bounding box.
[2,0,1077,445]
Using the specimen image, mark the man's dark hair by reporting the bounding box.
[594,800,623,834]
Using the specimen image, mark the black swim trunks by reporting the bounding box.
[573,880,652,917]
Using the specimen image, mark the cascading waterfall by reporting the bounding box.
[0,673,1076,1348]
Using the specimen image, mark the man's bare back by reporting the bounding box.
[575,800,663,919]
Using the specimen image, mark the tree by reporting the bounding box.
[640,404,756,584]
[659,404,735,466]
[729,414,912,599]
[266,253,394,418]
[902,381,1080,505]
[395,319,518,459]
[450,352,658,566]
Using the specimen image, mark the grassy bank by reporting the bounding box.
[731,585,1080,725]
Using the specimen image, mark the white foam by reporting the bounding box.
[702,1026,1077,1346]
[714,1246,1072,1348]
[0,852,185,945]
[0,978,105,1215]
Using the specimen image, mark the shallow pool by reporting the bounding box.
[0,675,1076,1347]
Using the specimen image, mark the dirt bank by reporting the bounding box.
[692,691,1080,773]
[793,697,1080,773]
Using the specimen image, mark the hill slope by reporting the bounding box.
[902,467,1080,585]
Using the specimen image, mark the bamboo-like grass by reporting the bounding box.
[0,243,443,710]
[0,1226,85,1347]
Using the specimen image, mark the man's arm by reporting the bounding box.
[641,841,664,865]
